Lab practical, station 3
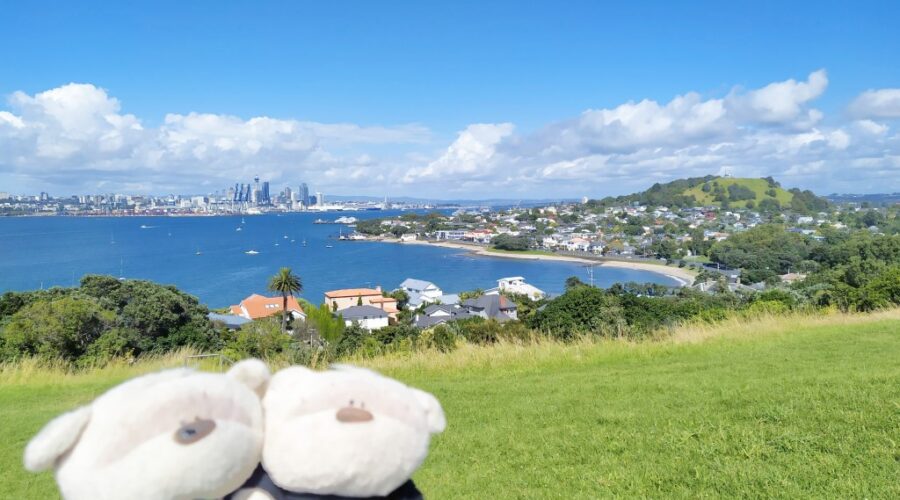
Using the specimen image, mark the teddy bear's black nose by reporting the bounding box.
[336,406,374,423]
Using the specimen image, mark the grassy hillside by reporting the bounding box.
[3,311,899,498]
[684,177,794,208]
[590,175,814,210]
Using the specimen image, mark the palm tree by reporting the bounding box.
[268,267,303,333]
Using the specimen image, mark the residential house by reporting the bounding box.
[435,229,465,240]
[464,229,494,243]
[340,305,390,330]
[368,295,400,322]
[324,287,384,312]
[564,237,590,252]
[487,276,546,300]
[413,304,475,329]
[779,272,807,284]
[461,294,518,321]
[207,312,251,330]
[399,278,443,308]
[229,294,306,321]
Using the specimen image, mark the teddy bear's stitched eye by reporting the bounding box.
[174,418,216,445]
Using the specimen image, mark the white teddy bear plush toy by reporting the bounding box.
[24,358,270,500]
[231,364,445,499]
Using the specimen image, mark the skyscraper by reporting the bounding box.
[299,183,309,208]
[261,182,270,205]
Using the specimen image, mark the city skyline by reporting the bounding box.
[1,1,899,197]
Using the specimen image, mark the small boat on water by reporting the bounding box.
[302,239,307,246]
[236,227,242,231]
[284,235,289,239]
[140,224,155,229]
[325,244,334,248]
[245,250,259,255]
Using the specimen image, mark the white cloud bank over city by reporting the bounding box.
[1,71,898,197]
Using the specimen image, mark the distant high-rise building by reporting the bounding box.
[299,183,310,207]
[315,191,324,206]
[261,182,270,205]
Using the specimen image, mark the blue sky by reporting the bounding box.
[1,0,899,197]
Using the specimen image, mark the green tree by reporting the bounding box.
[268,267,303,333]
[1,296,114,361]
[491,234,531,251]
[530,286,625,340]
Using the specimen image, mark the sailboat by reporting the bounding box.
[302,239,307,247]
[195,246,202,255]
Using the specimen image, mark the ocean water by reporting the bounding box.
[0,211,678,308]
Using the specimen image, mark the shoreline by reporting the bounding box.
[375,238,696,286]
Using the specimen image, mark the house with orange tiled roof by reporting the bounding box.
[323,286,398,322]
[230,294,305,321]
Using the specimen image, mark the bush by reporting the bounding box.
[727,184,757,201]
[530,286,624,339]
[1,295,114,362]
[222,318,293,360]
[491,234,531,251]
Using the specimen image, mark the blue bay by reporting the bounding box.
[0,211,678,308]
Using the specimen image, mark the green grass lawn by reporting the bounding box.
[683,177,794,209]
[3,312,898,498]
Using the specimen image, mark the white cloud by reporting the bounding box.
[402,123,514,182]
[726,69,828,124]
[1,74,899,197]
[848,88,900,119]
[0,83,433,193]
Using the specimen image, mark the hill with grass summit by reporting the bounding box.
[592,175,829,212]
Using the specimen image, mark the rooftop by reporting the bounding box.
[340,305,389,320]
[324,288,383,299]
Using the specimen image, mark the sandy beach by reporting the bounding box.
[378,238,696,286]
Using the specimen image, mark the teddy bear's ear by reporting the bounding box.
[412,388,446,434]
[227,358,271,398]
[24,405,92,472]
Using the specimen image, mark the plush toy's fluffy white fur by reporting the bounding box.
[261,364,446,497]
[24,359,270,500]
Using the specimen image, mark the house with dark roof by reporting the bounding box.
[340,305,389,331]
[461,294,518,322]
[412,304,476,329]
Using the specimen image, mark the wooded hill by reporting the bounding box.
[590,175,829,212]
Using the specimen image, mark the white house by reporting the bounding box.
[340,305,389,331]
[564,237,591,252]
[399,278,444,308]
[487,276,546,300]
